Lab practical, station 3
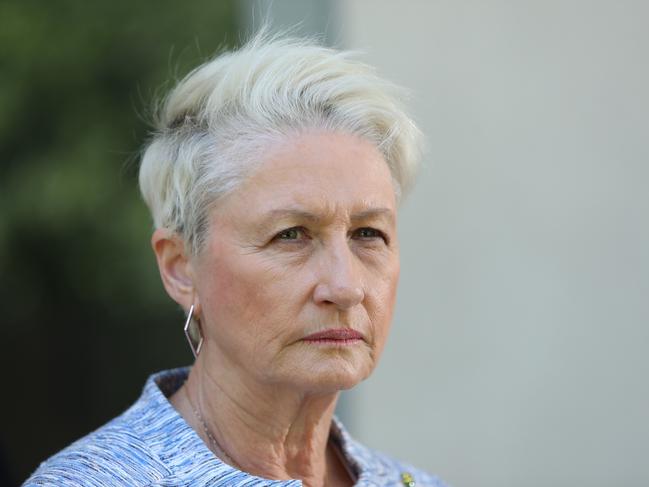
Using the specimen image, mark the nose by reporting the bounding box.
[313,239,365,309]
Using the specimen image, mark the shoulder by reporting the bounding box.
[22,368,194,487]
[23,408,170,487]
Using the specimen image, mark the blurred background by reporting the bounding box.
[1,1,648,486]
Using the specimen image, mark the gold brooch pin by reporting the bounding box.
[401,472,416,487]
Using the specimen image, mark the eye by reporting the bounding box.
[353,227,387,242]
[274,226,307,241]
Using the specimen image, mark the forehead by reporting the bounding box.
[231,131,396,213]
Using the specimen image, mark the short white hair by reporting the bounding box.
[138,32,423,255]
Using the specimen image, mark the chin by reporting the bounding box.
[294,375,365,394]
[286,356,374,394]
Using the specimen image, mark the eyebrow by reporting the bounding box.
[349,208,395,224]
[259,207,395,227]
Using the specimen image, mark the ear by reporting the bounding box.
[151,228,196,312]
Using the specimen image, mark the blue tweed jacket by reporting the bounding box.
[24,367,448,486]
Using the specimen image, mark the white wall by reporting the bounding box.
[240,1,649,485]
[337,1,649,486]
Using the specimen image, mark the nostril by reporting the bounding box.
[313,281,364,309]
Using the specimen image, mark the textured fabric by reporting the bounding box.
[24,367,449,486]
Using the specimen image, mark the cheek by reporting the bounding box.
[367,258,400,346]
[197,250,301,345]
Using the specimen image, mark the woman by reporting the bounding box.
[25,33,449,487]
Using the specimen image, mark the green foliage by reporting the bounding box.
[0,1,238,482]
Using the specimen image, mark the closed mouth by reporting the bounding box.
[301,328,364,343]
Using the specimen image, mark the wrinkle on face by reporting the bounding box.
[191,130,400,394]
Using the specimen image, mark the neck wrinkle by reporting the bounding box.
[184,355,343,486]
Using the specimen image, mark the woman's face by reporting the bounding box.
[192,131,400,393]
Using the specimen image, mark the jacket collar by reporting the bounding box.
[130,367,392,486]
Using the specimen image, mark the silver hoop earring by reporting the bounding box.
[183,304,204,358]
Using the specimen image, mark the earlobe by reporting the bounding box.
[151,228,195,310]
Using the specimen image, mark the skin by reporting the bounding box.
[152,131,400,487]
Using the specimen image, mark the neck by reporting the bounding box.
[170,357,353,487]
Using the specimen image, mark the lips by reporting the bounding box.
[302,328,364,342]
